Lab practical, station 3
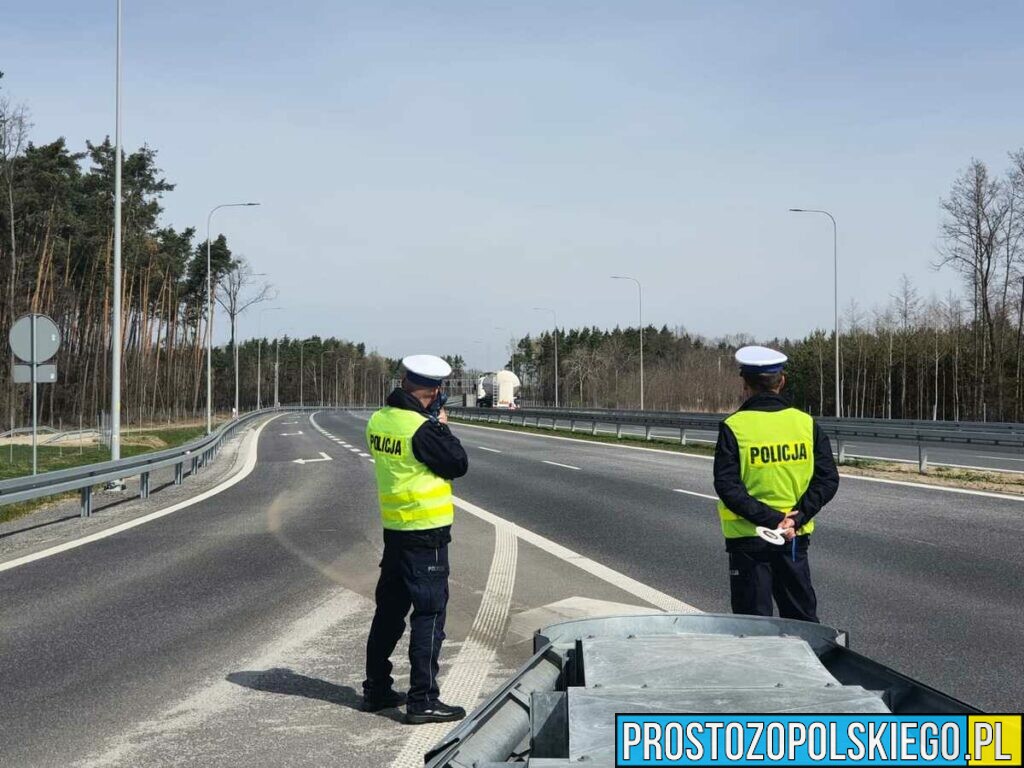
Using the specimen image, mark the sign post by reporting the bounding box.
[9,313,61,475]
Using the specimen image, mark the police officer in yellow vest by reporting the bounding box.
[713,346,839,622]
[362,355,469,724]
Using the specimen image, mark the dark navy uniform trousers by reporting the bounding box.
[363,526,450,705]
[728,537,818,622]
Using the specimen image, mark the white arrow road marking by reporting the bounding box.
[280,431,304,436]
[673,488,718,500]
[292,452,333,465]
[477,446,502,453]
[542,460,580,470]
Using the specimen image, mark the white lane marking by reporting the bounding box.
[348,448,360,453]
[0,416,282,575]
[840,473,1024,502]
[279,431,303,436]
[368,458,375,463]
[391,510,518,767]
[292,452,333,465]
[979,455,1024,462]
[454,422,1024,501]
[477,446,502,453]
[673,488,718,500]
[358,452,370,458]
[542,460,580,471]
[454,496,696,613]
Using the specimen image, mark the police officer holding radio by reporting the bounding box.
[362,355,469,724]
[713,346,839,622]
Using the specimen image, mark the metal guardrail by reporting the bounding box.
[0,406,325,517]
[450,406,1024,471]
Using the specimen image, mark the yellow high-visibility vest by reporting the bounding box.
[366,407,454,531]
[716,407,816,539]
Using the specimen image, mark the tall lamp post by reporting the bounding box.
[205,201,259,433]
[111,0,124,462]
[789,208,839,418]
[611,276,644,410]
[532,307,559,407]
[256,306,282,410]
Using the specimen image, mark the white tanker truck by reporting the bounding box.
[476,370,521,408]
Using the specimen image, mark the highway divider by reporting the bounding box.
[450,407,1024,472]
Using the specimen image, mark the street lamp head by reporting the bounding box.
[788,208,804,212]
[245,202,261,206]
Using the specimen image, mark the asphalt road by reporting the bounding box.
[2,408,1021,768]
[432,415,1024,712]
[510,417,1024,473]
[0,412,667,767]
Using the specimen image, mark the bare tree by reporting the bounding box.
[215,257,276,415]
[937,159,1009,416]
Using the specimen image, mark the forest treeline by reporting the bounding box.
[506,151,1024,421]
[0,78,393,428]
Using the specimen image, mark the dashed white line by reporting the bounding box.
[477,446,502,453]
[673,488,718,500]
[358,452,370,458]
[542,460,580,471]
[348,448,360,453]
[454,421,1024,500]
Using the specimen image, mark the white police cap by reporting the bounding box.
[735,345,787,374]
[401,354,452,387]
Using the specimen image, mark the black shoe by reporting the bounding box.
[361,689,406,712]
[405,700,466,725]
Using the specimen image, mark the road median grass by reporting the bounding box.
[450,416,1024,497]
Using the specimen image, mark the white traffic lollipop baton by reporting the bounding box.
[755,526,786,546]
[755,525,798,561]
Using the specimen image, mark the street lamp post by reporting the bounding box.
[206,202,259,432]
[611,276,644,410]
[789,208,840,418]
[532,307,559,407]
[256,306,282,410]
[111,0,123,462]
[274,338,280,408]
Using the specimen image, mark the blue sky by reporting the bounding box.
[4,1,1023,367]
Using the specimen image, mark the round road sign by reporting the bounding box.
[9,314,61,363]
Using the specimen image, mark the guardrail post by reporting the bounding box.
[140,471,150,499]
[192,455,199,474]
[918,443,928,473]
[535,416,540,428]
[645,425,652,441]
[837,438,846,464]
[616,424,623,439]
[569,419,575,433]
[80,486,92,517]
[591,420,598,435]
[680,428,687,446]
[174,462,184,485]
